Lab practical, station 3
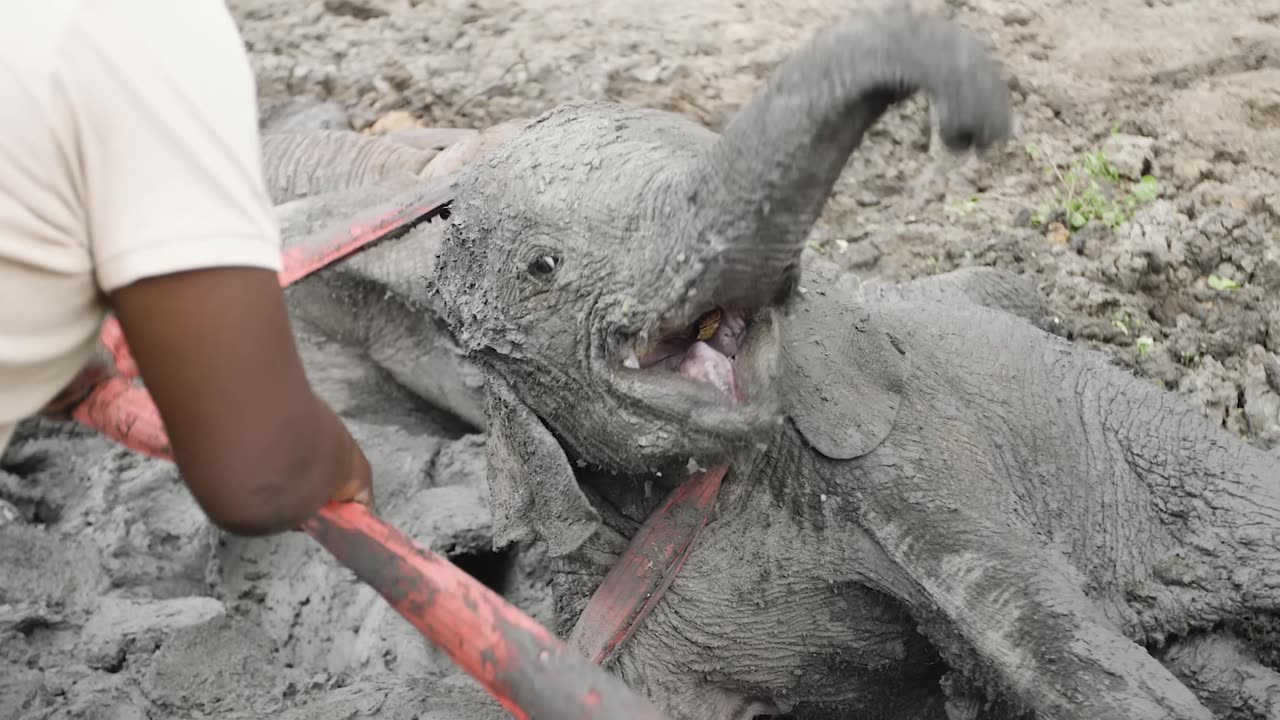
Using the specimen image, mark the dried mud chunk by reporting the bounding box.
[0,601,63,638]
[142,615,297,716]
[1177,354,1241,427]
[260,98,352,134]
[1172,154,1213,190]
[1241,346,1280,448]
[321,0,393,20]
[81,596,227,671]
[0,498,19,526]
[389,484,495,559]
[1199,303,1270,360]
[368,109,422,135]
[0,667,45,720]
[1252,247,1280,292]
[0,524,107,616]
[1101,132,1155,180]
[1268,305,1280,354]
[1098,200,1186,291]
[1183,208,1251,272]
[45,672,152,720]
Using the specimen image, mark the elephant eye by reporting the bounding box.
[528,255,559,277]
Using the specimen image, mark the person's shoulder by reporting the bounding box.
[64,0,253,66]
[0,1,84,76]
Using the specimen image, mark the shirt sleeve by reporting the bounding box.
[58,0,283,294]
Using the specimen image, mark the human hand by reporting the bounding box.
[329,434,375,512]
[289,434,373,534]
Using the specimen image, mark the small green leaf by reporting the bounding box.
[1024,143,1040,157]
[1131,175,1159,203]
[1207,274,1242,291]
[1136,335,1154,357]
[1069,211,1088,229]
[1112,319,1130,335]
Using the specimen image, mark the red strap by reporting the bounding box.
[306,502,672,720]
[72,377,172,459]
[276,183,453,287]
[570,467,725,666]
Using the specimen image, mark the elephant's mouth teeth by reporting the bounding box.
[620,306,745,402]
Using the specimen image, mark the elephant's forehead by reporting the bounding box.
[512,100,714,152]
[458,155,664,231]
[459,103,709,201]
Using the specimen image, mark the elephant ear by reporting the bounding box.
[483,376,602,557]
[783,268,909,460]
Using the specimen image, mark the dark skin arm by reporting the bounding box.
[103,265,372,536]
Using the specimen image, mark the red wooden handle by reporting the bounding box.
[305,502,672,720]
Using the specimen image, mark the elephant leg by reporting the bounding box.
[1155,632,1280,720]
[260,130,440,204]
[854,496,1215,720]
[379,127,480,153]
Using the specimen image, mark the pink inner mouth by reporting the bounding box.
[637,308,745,403]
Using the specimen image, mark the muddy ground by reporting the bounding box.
[3,0,1279,718]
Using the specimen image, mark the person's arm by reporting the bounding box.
[60,0,371,534]
[109,266,371,535]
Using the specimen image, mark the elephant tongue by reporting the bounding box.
[678,342,739,400]
[673,307,744,401]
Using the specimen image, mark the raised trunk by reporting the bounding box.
[680,10,1011,310]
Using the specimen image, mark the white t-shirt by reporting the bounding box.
[0,0,283,453]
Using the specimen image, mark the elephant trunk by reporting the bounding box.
[677,10,1012,311]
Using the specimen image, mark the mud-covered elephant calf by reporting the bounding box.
[411,9,1280,720]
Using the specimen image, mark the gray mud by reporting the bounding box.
[3,0,1279,717]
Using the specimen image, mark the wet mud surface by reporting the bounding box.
[3,0,1278,717]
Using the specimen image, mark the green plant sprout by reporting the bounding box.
[1135,335,1155,357]
[945,194,982,220]
[1024,143,1160,231]
[1207,274,1243,291]
[1110,309,1143,336]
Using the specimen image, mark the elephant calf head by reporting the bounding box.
[431,9,1014,556]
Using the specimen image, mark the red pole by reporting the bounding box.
[305,503,673,720]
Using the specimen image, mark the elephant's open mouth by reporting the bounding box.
[617,306,750,403]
